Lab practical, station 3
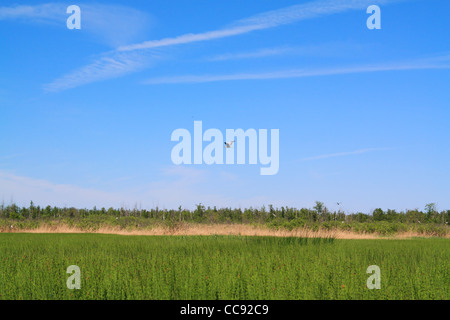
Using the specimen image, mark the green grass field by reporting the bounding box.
[0,234,448,300]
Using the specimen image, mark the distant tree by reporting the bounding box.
[355,212,369,223]
[405,209,425,223]
[29,201,36,219]
[386,209,399,222]
[314,201,324,215]
[321,206,330,222]
[373,208,385,221]
[195,203,206,220]
[310,201,324,222]
[178,206,183,221]
[425,203,437,222]
[43,205,52,217]
[269,204,276,218]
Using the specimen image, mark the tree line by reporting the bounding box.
[0,201,448,225]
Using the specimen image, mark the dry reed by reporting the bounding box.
[2,223,448,239]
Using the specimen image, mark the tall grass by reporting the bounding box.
[0,234,447,300]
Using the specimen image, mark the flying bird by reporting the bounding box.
[224,140,235,148]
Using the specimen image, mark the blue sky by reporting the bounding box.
[0,0,449,213]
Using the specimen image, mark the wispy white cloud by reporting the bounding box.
[0,167,294,210]
[207,42,369,61]
[0,168,228,210]
[208,47,296,61]
[117,24,266,52]
[80,4,152,47]
[300,148,393,161]
[44,50,161,92]
[44,0,403,92]
[0,3,65,23]
[0,3,152,47]
[118,0,396,52]
[143,56,450,84]
[0,170,122,208]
